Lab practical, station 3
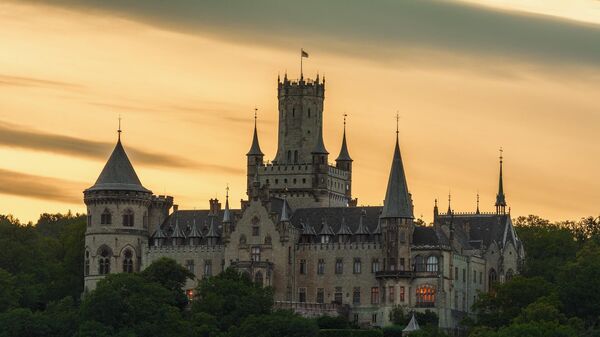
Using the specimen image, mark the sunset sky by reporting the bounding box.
[1,0,599,223]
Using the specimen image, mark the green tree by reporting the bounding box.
[232,310,318,337]
[0,268,20,312]
[141,257,194,309]
[192,268,273,331]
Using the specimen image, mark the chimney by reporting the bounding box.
[209,198,221,215]
[173,204,179,213]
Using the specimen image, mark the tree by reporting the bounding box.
[316,315,351,329]
[141,257,194,309]
[232,310,318,337]
[192,268,273,331]
[0,268,19,312]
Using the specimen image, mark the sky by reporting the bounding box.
[0,0,599,223]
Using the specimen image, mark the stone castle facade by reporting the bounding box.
[83,72,524,331]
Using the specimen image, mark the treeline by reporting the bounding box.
[468,215,600,337]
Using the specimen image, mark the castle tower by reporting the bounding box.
[335,115,353,201]
[247,109,265,195]
[83,130,154,292]
[495,149,507,214]
[379,122,414,272]
[274,73,325,164]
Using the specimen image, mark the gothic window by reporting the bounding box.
[122,209,134,227]
[294,150,298,163]
[299,259,307,274]
[400,286,405,302]
[84,251,90,276]
[185,259,194,273]
[371,259,380,273]
[371,287,380,304]
[298,287,306,302]
[316,288,324,304]
[389,286,395,303]
[353,287,361,304]
[414,255,425,271]
[334,287,343,304]
[254,271,263,286]
[122,249,133,273]
[353,258,361,274]
[251,246,261,262]
[335,258,343,274]
[204,260,212,278]
[463,269,466,283]
[252,225,259,236]
[98,247,111,275]
[416,285,436,307]
[426,256,439,272]
[317,259,325,275]
[287,150,291,162]
[101,209,112,225]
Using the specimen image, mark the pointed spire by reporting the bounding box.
[117,114,122,141]
[312,124,329,155]
[86,128,150,193]
[380,114,413,219]
[223,185,232,223]
[319,218,335,236]
[337,217,352,235]
[476,192,480,214]
[354,210,371,236]
[336,114,352,162]
[302,219,317,236]
[495,148,507,214]
[206,216,219,238]
[188,213,203,239]
[447,192,452,215]
[280,193,290,222]
[171,217,186,239]
[247,107,264,156]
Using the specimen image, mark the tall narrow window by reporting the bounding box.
[371,287,380,304]
[317,259,325,275]
[353,287,361,304]
[299,259,307,274]
[84,251,90,276]
[98,247,111,275]
[353,258,361,274]
[251,247,261,262]
[122,249,133,273]
[287,150,291,162]
[316,288,324,304]
[294,150,298,163]
[122,209,134,227]
[335,258,343,274]
[186,259,194,273]
[334,287,343,304]
[416,285,436,307]
[371,259,380,273]
[298,288,306,303]
[87,214,92,227]
[101,209,112,225]
[426,256,439,272]
[389,286,395,303]
[308,108,311,118]
[400,286,405,302]
[204,260,212,278]
[414,255,425,271]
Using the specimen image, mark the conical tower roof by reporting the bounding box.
[247,115,264,156]
[354,210,371,235]
[336,217,352,235]
[206,216,219,238]
[380,133,413,219]
[86,137,150,193]
[336,124,352,161]
[319,219,335,236]
[188,217,203,238]
[171,219,186,239]
[312,126,329,155]
[151,227,167,239]
[302,220,317,236]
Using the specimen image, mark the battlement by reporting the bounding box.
[296,242,382,251]
[278,76,324,97]
[151,194,174,204]
[147,244,224,254]
[436,211,501,217]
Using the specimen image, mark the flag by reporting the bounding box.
[301,49,309,58]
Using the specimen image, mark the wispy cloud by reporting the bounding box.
[0,121,243,174]
[21,0,600,72]
[0,168,83,204]
[0,73,83,90]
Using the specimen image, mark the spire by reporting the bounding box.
[280,193,290,222]
[354,210,371,235]
[312,124,329,155]
[171,217,186,239]
[223,185,232,223]
[188,214,203,239]
[447,192,452,215]
[380,115,413,219]
[86,129,150,193]
[247,107,264,156]
[117,115,122,141]
[206,216,219,238]
[495,148,507,214]
[336,114,352,162]
[336,217,352,235]
[476,192,480,214]
[319,218,335,236]
[433,199,439,217]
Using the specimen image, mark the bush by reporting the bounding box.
[383,325,404,337]
[316,315,351,329]
[319,329,383,337]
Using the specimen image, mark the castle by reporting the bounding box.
[83,72,524,331]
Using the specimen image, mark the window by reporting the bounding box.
[400,258,405,271]
[353,287,361,304]
[251,247,261,262]
[204,260,212,278]
[414,255,425,271]
[100,209,112,225]
[353,314,359,324]
[321,234,331,244]
[400,286,405,302]
[299,259,307,274]
[335,258,343,274]
[185,259,195,273]
[308,108,311,118]
[353,258,361,274]
[122,249,133,273]
[316,288,324,304]
[317,259,325,275]
[252,225,260,236]
[98,247,111,275]
[87,214,92,227]
[371,313,377,324]
[84,251,90,276]
[463,269,466,283]
[371,287,380,304]
[122,209,134,227]
[371,259,380,273]
[416,285,436,307]
[489,269,498,288]
[455,266,459,280]
[294,150,298,163]
[254,271,263,286]
[298,288,306,303]
[288,247,292,265]
[302,178,306,184]
[426,256,439,272]
[287,150,291,162]
[389,286,395,303]
[143,212,148,229]
[473,270,477,283]
[479,271,483,284]
[399,231,406,243]
[334,287,343,304]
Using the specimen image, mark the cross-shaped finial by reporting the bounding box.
[254,107,258,126]
[117,114,122,140]
[343,113,347,127]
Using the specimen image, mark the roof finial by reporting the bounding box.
[343,113,347,131]
[476,191,480,214]
[395,112,400,136]
[447,190,452,214]
[117,114,122,141]
[254,107,258,127]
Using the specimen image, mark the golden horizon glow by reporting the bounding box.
[0,2,599,223]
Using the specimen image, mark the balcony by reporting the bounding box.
[375,270,414,279]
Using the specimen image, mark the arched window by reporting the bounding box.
[426,256,439,272]
[98,247,111,275]
[101,209,112,225]
[489,269,498,288]
[294,150,298,163]
[416,285,436,307]
[143,212,148,229]
[122,249,134,273]
[122,209,134,227]
[254,271,263,286]
[506,269,514,282]
[308,108,311,118]
[287,150,292,162]
[414,255,425,272]
[84,251,90,276]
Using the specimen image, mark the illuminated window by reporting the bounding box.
[186,289,194,301]
[416,285,436,307]
[400,286,405,302]
[122,209,134,227]
[426,256,439,272]
[98,247,111,275]
[100,209,112,225]
[122,249,133,273]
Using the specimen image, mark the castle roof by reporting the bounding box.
[86,138,150,193]
[336,217,353,235]
[312,127,329,155]
[380,135,413,219]
[247,120,264,156]
[335,128,352,161]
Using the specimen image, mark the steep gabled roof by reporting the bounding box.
[380,135,413,219]
[247,121,264,156]
[335,128,352,161]
[336,217,353,235]
[86,138,150,193]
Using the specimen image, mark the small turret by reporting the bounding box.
[247,108,264,196]
[354,210,371,242]
[495,148,507,214]
[188,215,203,246]
[319,218,335,244]
[336,217,352,243]
[171,217,186,246]
[206,216,220,246]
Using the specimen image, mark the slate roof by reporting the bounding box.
[247,122,264,156]
[435,213,517,250]
[311,127,329,154]
[380,136,413,219]
[86,139,151,193]
[335,129,352,161]
[412,226,450,247]
[291,206,383,235]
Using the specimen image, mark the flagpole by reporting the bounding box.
[300,49,303,79]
